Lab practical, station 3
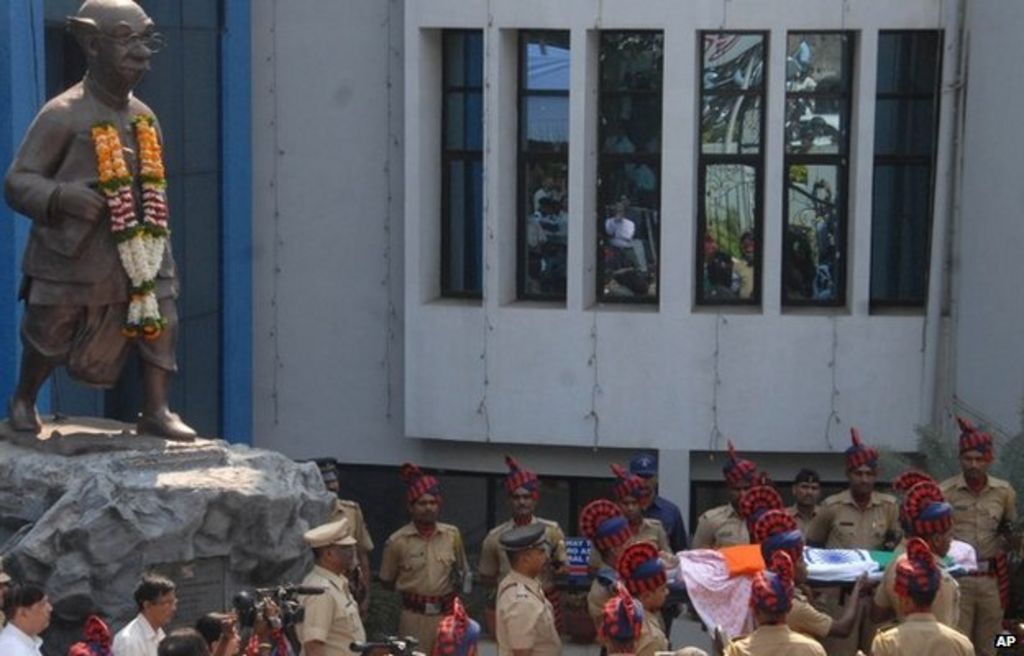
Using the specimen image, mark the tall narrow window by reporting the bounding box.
[870,31,942,306]
[441,30,484,297]
[783,33,853,306]
[518,31,570,301]
[597,31,663,303]
[698,32,766,305]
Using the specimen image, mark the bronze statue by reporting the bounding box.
[3,0,196,441]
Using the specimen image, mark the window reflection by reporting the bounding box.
[702,164,757,301]
[519,31,570,300]
[597,32,663,302]
[783,33,852,306]
[698,32,765,305]
[786,165,842,301]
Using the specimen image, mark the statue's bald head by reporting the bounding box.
[68,0,152,37]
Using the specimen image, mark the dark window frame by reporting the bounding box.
[517,30,571,302]
[441,29,485,299]
[781,30,855,308]
[696,30,768,307]
[596,30,665,305]
[868,30,944,309]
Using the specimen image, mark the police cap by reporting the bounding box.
[304,518,357,548]
[629,452,657,478]
[498,523,547,552]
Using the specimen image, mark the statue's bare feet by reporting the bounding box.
[8,397,42,433]
[137,409,197,442]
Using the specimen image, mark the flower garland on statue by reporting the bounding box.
[91,115,170,340]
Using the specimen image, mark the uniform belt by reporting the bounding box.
[968,557,1001,576]
[402,592,455,615]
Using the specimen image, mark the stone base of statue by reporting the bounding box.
[0,417,332,656]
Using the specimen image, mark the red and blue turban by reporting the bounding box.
[957,416,994,462]
[752,510,804,566]
[845,428,879,471]
[723,440,757,486]
[610,463,651,502]
[400,462,441,503]
[504,455,539,496]
[894,538,942,600]
[580,499,632,552]
[901,480,953,537]
[598,583,645,644]
[616,542,665,596]
[750,551,795,617]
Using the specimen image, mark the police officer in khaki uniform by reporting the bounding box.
[317,459,374,614]
[616,542,669,656]
[480,457,567,630]
[751,509,868,644]
[588,464,670,572]
[578,499,633,626]
[297,518,366,656]
[804,429,899,656]
[724,552,826,656]
[872,477,960,627]
[786,469,822,535]
[692,441,757,549]
[941,417,1018,656]
[870,538,975,656]
[380,463,469,656]
[495,523,562,656]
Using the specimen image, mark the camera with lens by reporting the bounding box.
[351,635,423,656]
[232,583,325,630]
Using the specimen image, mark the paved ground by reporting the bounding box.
[476,616,714,655]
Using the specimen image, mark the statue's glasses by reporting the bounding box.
[101,29,166,54]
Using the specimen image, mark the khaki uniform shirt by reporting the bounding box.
[297,565,365,656]
[586,577,614,624]
[870,613,975,656]
[480,516,567,587]
[330,499,375,554]
[379,522,467,597]
[786,505,819,537]
[634,611,668,656]
[804,490,900,549]
[692,504,748,549]
[873,544,960,627]
[723,624,827,656]
[496,570,562,656]
[788,588,832,638]
[588,519,669,570]
[940,474,1017,560]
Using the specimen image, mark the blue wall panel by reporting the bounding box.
[220,0,253,444]
[0,1,46,410]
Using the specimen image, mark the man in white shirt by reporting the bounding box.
[112,573,178,656]
[0,584,52,656]
[0,556,11,626]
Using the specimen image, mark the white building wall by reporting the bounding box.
[953,2,1024,435]
[404,0,960,453]
[250,0,966,514]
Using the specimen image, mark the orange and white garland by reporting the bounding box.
[91,116,169,340]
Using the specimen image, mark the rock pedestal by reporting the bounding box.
[0,417,332,654]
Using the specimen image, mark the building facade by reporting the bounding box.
[2,0,1022,536]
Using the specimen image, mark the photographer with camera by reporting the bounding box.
[296,518,365,656]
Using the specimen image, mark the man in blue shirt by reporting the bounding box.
[629,452,689,551]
